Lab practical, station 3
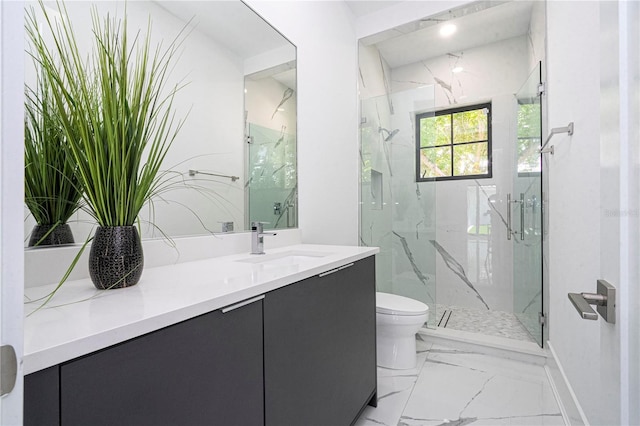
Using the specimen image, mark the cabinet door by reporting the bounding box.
[264,256,376,426]
[24,366,60,426]
[60,299,264,426]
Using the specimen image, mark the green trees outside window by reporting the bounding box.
[516,102,542,174]
[416,103,492,181]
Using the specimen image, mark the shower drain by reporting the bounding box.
[438,309,453,328]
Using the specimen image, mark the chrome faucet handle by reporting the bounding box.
[251,221,277,235]
[250,221,276,255]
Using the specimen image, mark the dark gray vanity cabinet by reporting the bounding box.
[263,256,377,426]
[24,365,60,426]
[26,298,264,426]
[24,255,377,426]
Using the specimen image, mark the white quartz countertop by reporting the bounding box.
[24,244,379,375]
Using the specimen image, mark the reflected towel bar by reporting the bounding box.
[188,169,239,182]
[539,122,574,155]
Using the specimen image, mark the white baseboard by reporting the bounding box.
[545,341,590,426]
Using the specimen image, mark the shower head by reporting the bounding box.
[385,129,399,141]
[378,127,400,141]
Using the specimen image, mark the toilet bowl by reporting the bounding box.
[376,292,429,370]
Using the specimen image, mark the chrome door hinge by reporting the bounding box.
[538,82,545,96]
[538,312,546,326]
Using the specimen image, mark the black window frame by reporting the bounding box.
[415,102,492,182]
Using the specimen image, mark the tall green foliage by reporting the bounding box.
[24,72,82,227]
[25,1,187,227]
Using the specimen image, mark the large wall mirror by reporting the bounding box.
[24,0,297,248]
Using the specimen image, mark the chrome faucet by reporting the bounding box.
[251,221,277,255]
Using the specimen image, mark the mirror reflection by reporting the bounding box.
[24,0,297,248]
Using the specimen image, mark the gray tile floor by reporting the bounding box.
[355,338,564,426]
[435,304,537,344]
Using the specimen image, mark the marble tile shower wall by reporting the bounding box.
[360,32,542,320]
[360,44,438,324]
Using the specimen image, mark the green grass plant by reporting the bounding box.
[24,71,82,232]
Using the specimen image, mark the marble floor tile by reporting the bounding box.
[354,342,432,426]
[356,343,564,426]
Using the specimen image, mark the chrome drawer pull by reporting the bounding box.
[319,263,354,277]
[222,295,265,313]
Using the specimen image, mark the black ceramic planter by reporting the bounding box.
[89,226,144,290]
[28,223,75,247]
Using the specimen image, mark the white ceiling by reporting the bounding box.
[362,1,534,68]
[344,1,403,18]
[155,1,292,60]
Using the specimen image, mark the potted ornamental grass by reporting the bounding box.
[26,1,187,289]
[24,72,83,247]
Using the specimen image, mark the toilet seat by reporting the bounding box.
[376,292,428,316]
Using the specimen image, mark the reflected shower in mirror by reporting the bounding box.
[24,0,297,248]
[245,63,297,230]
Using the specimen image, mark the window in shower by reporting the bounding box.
[416,103,492,181]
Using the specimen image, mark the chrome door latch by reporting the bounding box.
[568,280,616,323]
[1,344,18,397]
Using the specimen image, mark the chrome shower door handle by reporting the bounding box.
[520,193,525,240]
[507,193,512,240]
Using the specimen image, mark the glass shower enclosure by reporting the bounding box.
[359,87,438,326]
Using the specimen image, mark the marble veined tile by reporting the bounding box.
[398,345,563,426]
[355,351,429,426]
[355,340,562,426]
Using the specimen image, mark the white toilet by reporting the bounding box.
[376,292,429,370]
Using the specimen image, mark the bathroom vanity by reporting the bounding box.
[23,245,377,426]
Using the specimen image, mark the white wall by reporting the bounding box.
[546,2,615,424]
[245,1,359,245]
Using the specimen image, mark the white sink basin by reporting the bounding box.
[236,250,331,266]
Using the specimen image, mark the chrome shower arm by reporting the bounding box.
[539,122,574,154]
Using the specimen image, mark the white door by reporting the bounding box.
[0,1,25,424]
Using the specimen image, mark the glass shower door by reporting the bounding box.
[512,62,543,346]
